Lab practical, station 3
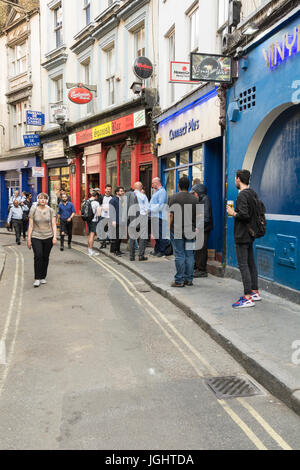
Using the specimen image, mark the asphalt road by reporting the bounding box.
[0,234,300,450]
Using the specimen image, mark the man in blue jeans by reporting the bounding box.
[169,176,199,287]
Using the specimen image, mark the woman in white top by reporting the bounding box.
[27,193,57,288]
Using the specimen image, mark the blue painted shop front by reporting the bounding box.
[226,11,300,291]
[0,157,41,227]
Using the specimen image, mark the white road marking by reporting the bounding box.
[0,340,6,365]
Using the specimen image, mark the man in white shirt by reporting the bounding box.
[98,184,112,249]
[131,182,150,261]
[9,190,22,208]
[7,199,23,245]
[88,191,100,257]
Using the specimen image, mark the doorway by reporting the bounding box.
[139,164,152,200]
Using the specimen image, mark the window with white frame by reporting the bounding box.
[106,47,115,106]
[54,76,63,103]
[134,26,145,57]
[218,0,229,28]
[189,6,199,52]
[11,101,28,148]
[8,41,27,77]
[82,59,93,113]
[54,4,63,48]
[168,29,175,103]
[83,0,91,26]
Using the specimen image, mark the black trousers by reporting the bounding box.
[195,230,210,273]
[235,242,258,296]
[22,215,29,238]
[129,214,148,258]
[31,238,53,280]
[110,224,125,253]
[60,220,73,245]
[11,219,22,243]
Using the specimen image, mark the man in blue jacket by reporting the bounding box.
[149,178,168,257]
[58,193,75,251]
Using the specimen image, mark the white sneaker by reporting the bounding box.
[251,291,262,301]
[40,279,47,285]
[34,280,41,288]
[88,250,99,257]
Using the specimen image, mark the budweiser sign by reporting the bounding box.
[68,87,93,104]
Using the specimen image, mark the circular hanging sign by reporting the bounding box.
[133,56,153,80]
[68,87,93,104]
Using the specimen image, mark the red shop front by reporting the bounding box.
[68,108,158,207]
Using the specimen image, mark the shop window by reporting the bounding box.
[166,170,176,198]
[166,156,176,169]
[120,146,131,191]
[48,166,70,212]
[192,146,202,163]
[106,147,117,190]
[180,151,189,166]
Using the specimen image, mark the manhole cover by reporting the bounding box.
[205,376,263,399]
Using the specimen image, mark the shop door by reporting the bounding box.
[48,167,70,212]
[139,164,152,201]
[87,174,100,193]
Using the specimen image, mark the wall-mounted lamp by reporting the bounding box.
[125,136,137,151]
[243,22,259,36]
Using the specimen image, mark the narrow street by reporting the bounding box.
[0,234,300,450]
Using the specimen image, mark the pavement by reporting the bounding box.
[0,243,6,281]
[1,229,300,418]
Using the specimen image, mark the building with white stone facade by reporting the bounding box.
[0,2,41,227]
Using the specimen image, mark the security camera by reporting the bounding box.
[235,47,244,58]
[55,113,66,123]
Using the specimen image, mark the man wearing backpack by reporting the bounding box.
[82,191,100,257]
[227,170,263,309]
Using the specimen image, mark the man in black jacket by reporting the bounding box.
[227,169,261,309]
[191,184,213,278]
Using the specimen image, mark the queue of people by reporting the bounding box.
[5,170,262,309]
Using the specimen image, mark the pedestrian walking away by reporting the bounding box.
[84,191,100,257]
[58,194,76,251]
[169,176,199,288]
[227,169,262,308]
[20,192,32,240]
[149,177,168,257]
[7,199,23,245]
[27,193,57,288]
[191,184,213,278]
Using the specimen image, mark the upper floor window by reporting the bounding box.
[82,60,93,113]
[168,30,175,103]
[134,26,145,57]
[54,4,63,48]
[54,76,63,103]
[218,0,228,28]
[106,47,115,106]
[9,42,27,77]
[189,6,199,52]
[11,101,28,148]
[83,0,91,26]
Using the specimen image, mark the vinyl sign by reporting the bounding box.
[68,87,93,104]
[190,53,232,83]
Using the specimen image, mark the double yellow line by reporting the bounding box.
[74,247,292,451]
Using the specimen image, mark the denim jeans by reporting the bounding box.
[170,233,195,284]
[152,217,168,255]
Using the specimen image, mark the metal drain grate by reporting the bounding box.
[205,376,263,399]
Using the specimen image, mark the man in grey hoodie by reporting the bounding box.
[191,184,213,278]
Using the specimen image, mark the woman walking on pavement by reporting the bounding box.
[27,193,57,288]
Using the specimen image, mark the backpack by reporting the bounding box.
[247,192,267,239]
[81,199,94,222]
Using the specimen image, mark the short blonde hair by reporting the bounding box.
[37,192,49,200]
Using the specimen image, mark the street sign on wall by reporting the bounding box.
[170,61,201,84]
[26,111,45,126]
[32,167,45,178]
[190,53,232,83]
[68,87,93,104]
[43,140,64,160]
[23,134,41,147]
[133,57,154,80]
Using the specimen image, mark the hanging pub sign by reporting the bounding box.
[190,52,232,83]
[133,56,153,80]
[68,86,93,104]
